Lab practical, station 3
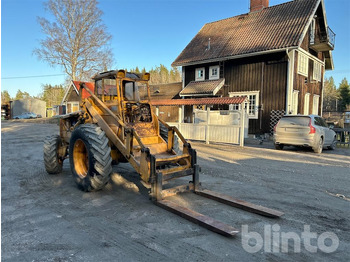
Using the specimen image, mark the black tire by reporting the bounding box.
[313,137,323,154]
[274,143,284,150]
[159,121,180,153]
[43,135,64,174]
[69,124,112,192]
[327,137,337,150]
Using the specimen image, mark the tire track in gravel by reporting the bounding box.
[18,159,224,262]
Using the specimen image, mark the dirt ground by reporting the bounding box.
[1,121,350,262]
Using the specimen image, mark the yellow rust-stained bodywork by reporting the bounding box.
[60,70,192,184]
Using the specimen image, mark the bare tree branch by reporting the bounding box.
[34,0,114,81]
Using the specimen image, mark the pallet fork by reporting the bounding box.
[149,140,283,237]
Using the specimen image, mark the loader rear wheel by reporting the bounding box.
[43,135,64,174]
[159,121,180,153]
[69,124,112,192]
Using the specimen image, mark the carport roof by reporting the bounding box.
[151,96,247,106]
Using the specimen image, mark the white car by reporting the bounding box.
[273,115,337,153]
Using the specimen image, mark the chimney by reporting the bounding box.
[250,0,269,12]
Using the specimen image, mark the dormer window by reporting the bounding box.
[195,67,205,81]
[209,65,220,80]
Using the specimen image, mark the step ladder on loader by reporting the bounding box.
[43,69,283,237]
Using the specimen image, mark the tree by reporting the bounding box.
[14,90,31,100]
[40,84,66,107]
[128,64,182,84]
[15,90,24,100]
[323,77,339,111]
[34,0,114,81]
[338,77,350,111]
[1,90,11,105]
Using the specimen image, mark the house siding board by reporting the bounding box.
[184,53,287,134]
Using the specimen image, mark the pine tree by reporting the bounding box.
[338,78,350,111]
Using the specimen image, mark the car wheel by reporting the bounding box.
[327,137,337,150]
[313,137,323,154]
[274,143,284,150]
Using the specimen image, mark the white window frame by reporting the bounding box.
[229,91,260,119]
[310,18,316,45]
[298,52,308,77]
[304,93,310,115]
[195,67,205,81]
[313,61,322,82]
[313,95,320,115]
[292,90,299,114]
[209,65,220,80]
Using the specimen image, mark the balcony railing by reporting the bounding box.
[310,26,335,51]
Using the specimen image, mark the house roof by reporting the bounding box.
[150,82,182,100]
[151,96,247,106]
[61,81,95,104]
[180,78,225,97]
[172,0,320,66]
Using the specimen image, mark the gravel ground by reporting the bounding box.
[1,121,350,261]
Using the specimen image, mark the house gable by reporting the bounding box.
[172,0,320,67]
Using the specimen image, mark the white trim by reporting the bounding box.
[298,48,325,65]
[292,90,299,114]
[209,65,220,80]
[310,18,316,45]
[304,93,310,115]
[313,95,320,115]
[61,80,79,104]
[229,91,259,119]
[286,49,295,114]
[195,67,205,81]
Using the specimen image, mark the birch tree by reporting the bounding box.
[34,0,113,81]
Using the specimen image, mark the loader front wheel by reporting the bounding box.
[43,135,64,174]
[69,124,112,192]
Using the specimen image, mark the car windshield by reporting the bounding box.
[279,116,310,127]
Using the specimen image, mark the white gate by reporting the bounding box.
[168,109,248,146]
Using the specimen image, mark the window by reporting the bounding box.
[195,67,205,81]
[314,117,327,127]
[313,95,320,115]
[313,61,322,82]
[209,65,220,80]
[67,102,79,113]
[229,91,259,119]
[298,52,308,77]
[310,18,316,45]
[304,93,310,115]
[292,90,299,114]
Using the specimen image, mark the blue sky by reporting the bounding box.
[1,0,350,98]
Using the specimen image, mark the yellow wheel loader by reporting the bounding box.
[43,69,283,236]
